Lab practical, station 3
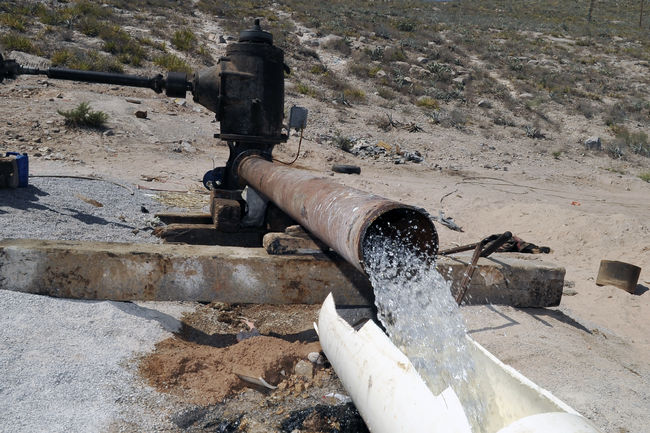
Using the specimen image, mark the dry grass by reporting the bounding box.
[1,0,647,136]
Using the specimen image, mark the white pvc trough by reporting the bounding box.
[316,294,601,433]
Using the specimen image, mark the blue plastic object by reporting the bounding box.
[5,152,28,187]
[202,167,225,190]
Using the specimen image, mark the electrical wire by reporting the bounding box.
[273,128,304,165]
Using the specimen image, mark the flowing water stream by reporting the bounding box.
[363,221,490,433]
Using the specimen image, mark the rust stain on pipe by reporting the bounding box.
[238,156,438,273]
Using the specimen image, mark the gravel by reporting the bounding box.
[0,177,198,432]
[0,176,170,243]
[0,290,196,433]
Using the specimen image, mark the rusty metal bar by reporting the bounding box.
[453,231,512,305]
[455,240,485,305]
[440,231,513,257]
[237,155,437,273]
[480,231,512,258]
[439,242,478,256]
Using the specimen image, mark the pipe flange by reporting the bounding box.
[230,149,271,189]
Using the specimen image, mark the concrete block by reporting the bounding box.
[0,240,564,307]
[0,239,373,305]
[441,252,565,307]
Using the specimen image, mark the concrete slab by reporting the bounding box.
[0,239,564,306]
[445,252,565,307]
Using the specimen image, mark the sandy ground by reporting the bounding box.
[1,67,649,432]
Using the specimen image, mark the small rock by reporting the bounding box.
[416,56,429,64]
[34,137,42,143]
[140,206,149,214]
[135,110,147,119]
[375,70,387,78]
[307,352,325,364]
[294,360,313,380]
[56,94,63,99]
[409,65,428,78]
[181,141,195,153]
[103,129,115,137]
[452,76,467,85]
[584,136,602,150]
[172,141,196,153]
[478,99,493,109]
[404,151,424,163]
[126,98,142,104]
[241,418,266,433]
[219,35,227,43]
[519,92,534,99]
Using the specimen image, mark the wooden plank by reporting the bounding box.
[154,212,213,225]
[153,223,264,247]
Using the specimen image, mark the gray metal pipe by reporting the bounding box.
[238,156,438,273]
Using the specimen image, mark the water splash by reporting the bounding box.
[363,220,488,432]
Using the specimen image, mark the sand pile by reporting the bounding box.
[140,330,320,405]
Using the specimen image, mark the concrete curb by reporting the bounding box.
[0,239,564,306]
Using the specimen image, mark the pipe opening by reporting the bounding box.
[361,207,438,275]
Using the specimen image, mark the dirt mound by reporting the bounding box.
[140,334,320,406]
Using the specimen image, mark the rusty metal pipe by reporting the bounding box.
[238,156,438,273]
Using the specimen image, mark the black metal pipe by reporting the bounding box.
[13,65,190,97]
[45,67,165,92]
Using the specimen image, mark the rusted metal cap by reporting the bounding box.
[239,19,273,44]
[596,260,641,294]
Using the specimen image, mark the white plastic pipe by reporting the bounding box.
[316,293,472,433]
[316,293,602,433]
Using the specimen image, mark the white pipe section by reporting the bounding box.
[496,413,600,433]
[316,293,602,433]
[316,293,472,433]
